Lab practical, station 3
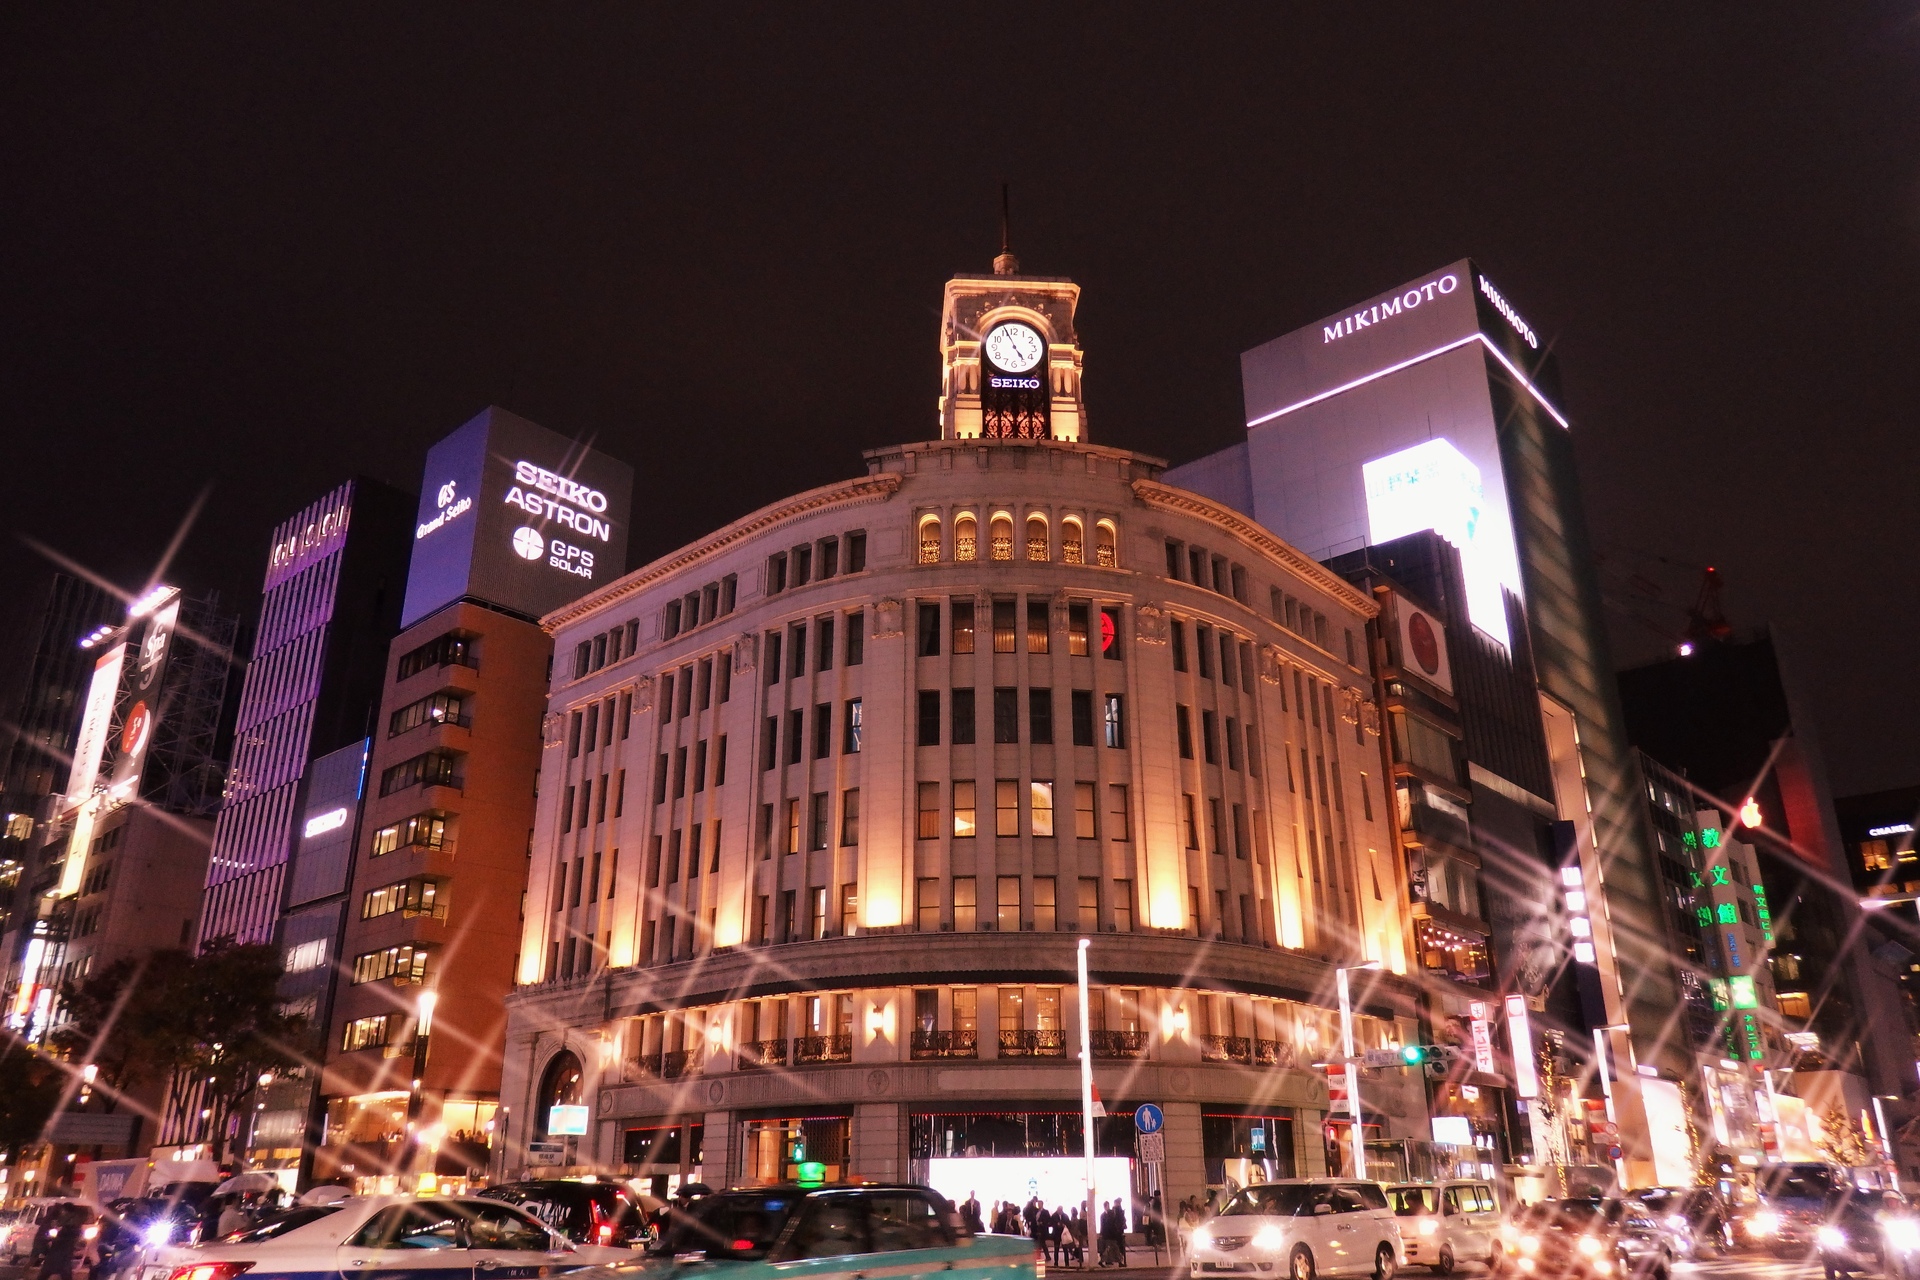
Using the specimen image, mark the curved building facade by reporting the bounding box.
[500,265,1426,1208]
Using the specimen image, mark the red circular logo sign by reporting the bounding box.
[1408,612,1441,676]
[120,701,152,754]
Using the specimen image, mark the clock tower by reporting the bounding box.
[937,250,1087,442]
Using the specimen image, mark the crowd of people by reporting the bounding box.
[956,1191,1187,1268]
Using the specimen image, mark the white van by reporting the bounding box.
[1190,1179,1403,1280]
[1385,1182,1500,1273]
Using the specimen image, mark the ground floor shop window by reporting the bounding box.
[1201,1111,1295,1189]
[740,1115,849,1186]
[625,1122,704,1197]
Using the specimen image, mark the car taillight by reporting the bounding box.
[168,1264,255,1280]
[597,1224,614,1244]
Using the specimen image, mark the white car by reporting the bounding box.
[1191,1180,1403,1280]
[1385,1182,1500,1273]
[142,1194,634,1280]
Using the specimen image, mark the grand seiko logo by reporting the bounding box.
[1322,272,1458,343]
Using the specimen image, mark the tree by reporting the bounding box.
[0,1037,62,1161]
[52,950,200,1111]
[165,940,308,1163]
[1817,1104,1872,1168]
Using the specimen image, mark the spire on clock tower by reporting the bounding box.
[938,216,1087,442]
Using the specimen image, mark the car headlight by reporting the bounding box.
[1576,1235,1603,1257]
[1750,1211,1781,1237]
[1192,1227,1212,1250]
[1888,1218,1920,1252]
[1518,1233,1541,1255]
[1592,1260,1612,1276]
[1817,1226,1847,1251]
[144,1223,174,1247]
[1253,1226,1285,1251]
[1419,1220,1439,1236]
[1665,1214,1687,1232]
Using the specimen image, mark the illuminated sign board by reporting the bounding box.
[547,1104,589,1136]
[303,807,350,839]
[107,592,181,805]
[1506,994,1539,1099]
[1870,823,1915,837]
[67,647,126,808]
[1430,1116,1474,1147]
[402,407,634,628]
[1393,595,1453,694]
[1364,438,1520,649]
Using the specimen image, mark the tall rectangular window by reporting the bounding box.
[1226,717,1242,770]
[917,690,941,746]
[1104,694,1125,747]
[1100,607,1123,659]
[810,792,830,850]
[952,688,976,744]
[846,531,867,572]
[1029,688,1053,744]
[1114,880,1135,932]
[1068,602,1090,655]
[1176,706,1194,759]
[816,615,835,671]
[673,747,687,798]
[718,654,733,703]
[786,709,803,764]
[953,781,977,837]
[841,788,861,845]
[993,688,1018,743]
[1183,795,1200,849]
[1027,599,1049,652]
[1171,619,1188,672]
[996,780,1019,837]
[843,699,863,753]
[1108,784,1130,840]
[810,887,828,940]
[790,623,807,679]
[1208,797,1224,853]
[785,798,801,855]
[1071,690,1094,746]
[1074,782,1096,838]
[764,632,781,684]
[845,612,864,666]
[665,831,682,883]
[1219,633,1237,688]
[1360,773,1374,821]
[841,883,858,933]
[917,782,940,839]
[997,876,1021,932]
[692,740,708,792]
[1034,877,1057,931]
[697,657,713,710]
[761,719,777,771]
[1196,624,1215,679]
[1031,781,1054,837]
[1232,803,1249,858]
[1202,710,1219,764]
[992,599,1017,652]
[918,602,941,657]
[812,704,831,759]
[917,878,941,932]
[954,877,978,932]
[952,599,976,653]
[1246,723,1260,776]
[1078,877,1100,930]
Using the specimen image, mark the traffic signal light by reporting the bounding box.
[1400,1043,1428,1066]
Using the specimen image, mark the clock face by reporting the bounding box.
[984,322,1045,373]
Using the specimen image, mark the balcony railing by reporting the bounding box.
[1089,1030,1149,1059]
[1201,1035,1253,1063]
[999,1029,1067,1058]
[910,1029,978,1060]
[737,1038,789,1070]
[1252,1038,1298,1068]
[659,1050,696,1079]
[794,1034,853,1064]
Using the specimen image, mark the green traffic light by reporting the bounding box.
[1400,1044,1427,1065]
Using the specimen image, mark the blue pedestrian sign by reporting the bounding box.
[1134,1103,1164,1134]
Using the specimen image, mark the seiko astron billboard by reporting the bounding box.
[402,406,635,628]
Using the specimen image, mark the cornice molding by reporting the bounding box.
[541,473,903,632]
[1131,479,1378,617]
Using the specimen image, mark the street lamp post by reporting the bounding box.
[407,990,438,1182]
[1336,962,1382,1180]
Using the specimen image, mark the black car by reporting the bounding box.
[1815,1190,1920,1280]
[1631,1188,1729,1259]
[479,1179,652,1248]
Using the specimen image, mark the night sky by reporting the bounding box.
[3,9,1916,792]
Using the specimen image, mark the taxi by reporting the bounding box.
[567,1184,1040,1280]
[143,1194,634,1280]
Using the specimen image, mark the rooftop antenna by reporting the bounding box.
[993,182,1020,276]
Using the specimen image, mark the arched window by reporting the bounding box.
[1095,520,1118,567]
[989,514,1014,562]
[535,1050,583,1137]
[1026,515,1049,562]
[918,516,941,565]
[955,514,978,563]
[1061,518,1085,565]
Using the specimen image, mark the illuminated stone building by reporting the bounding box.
[499,260,1428,1208]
